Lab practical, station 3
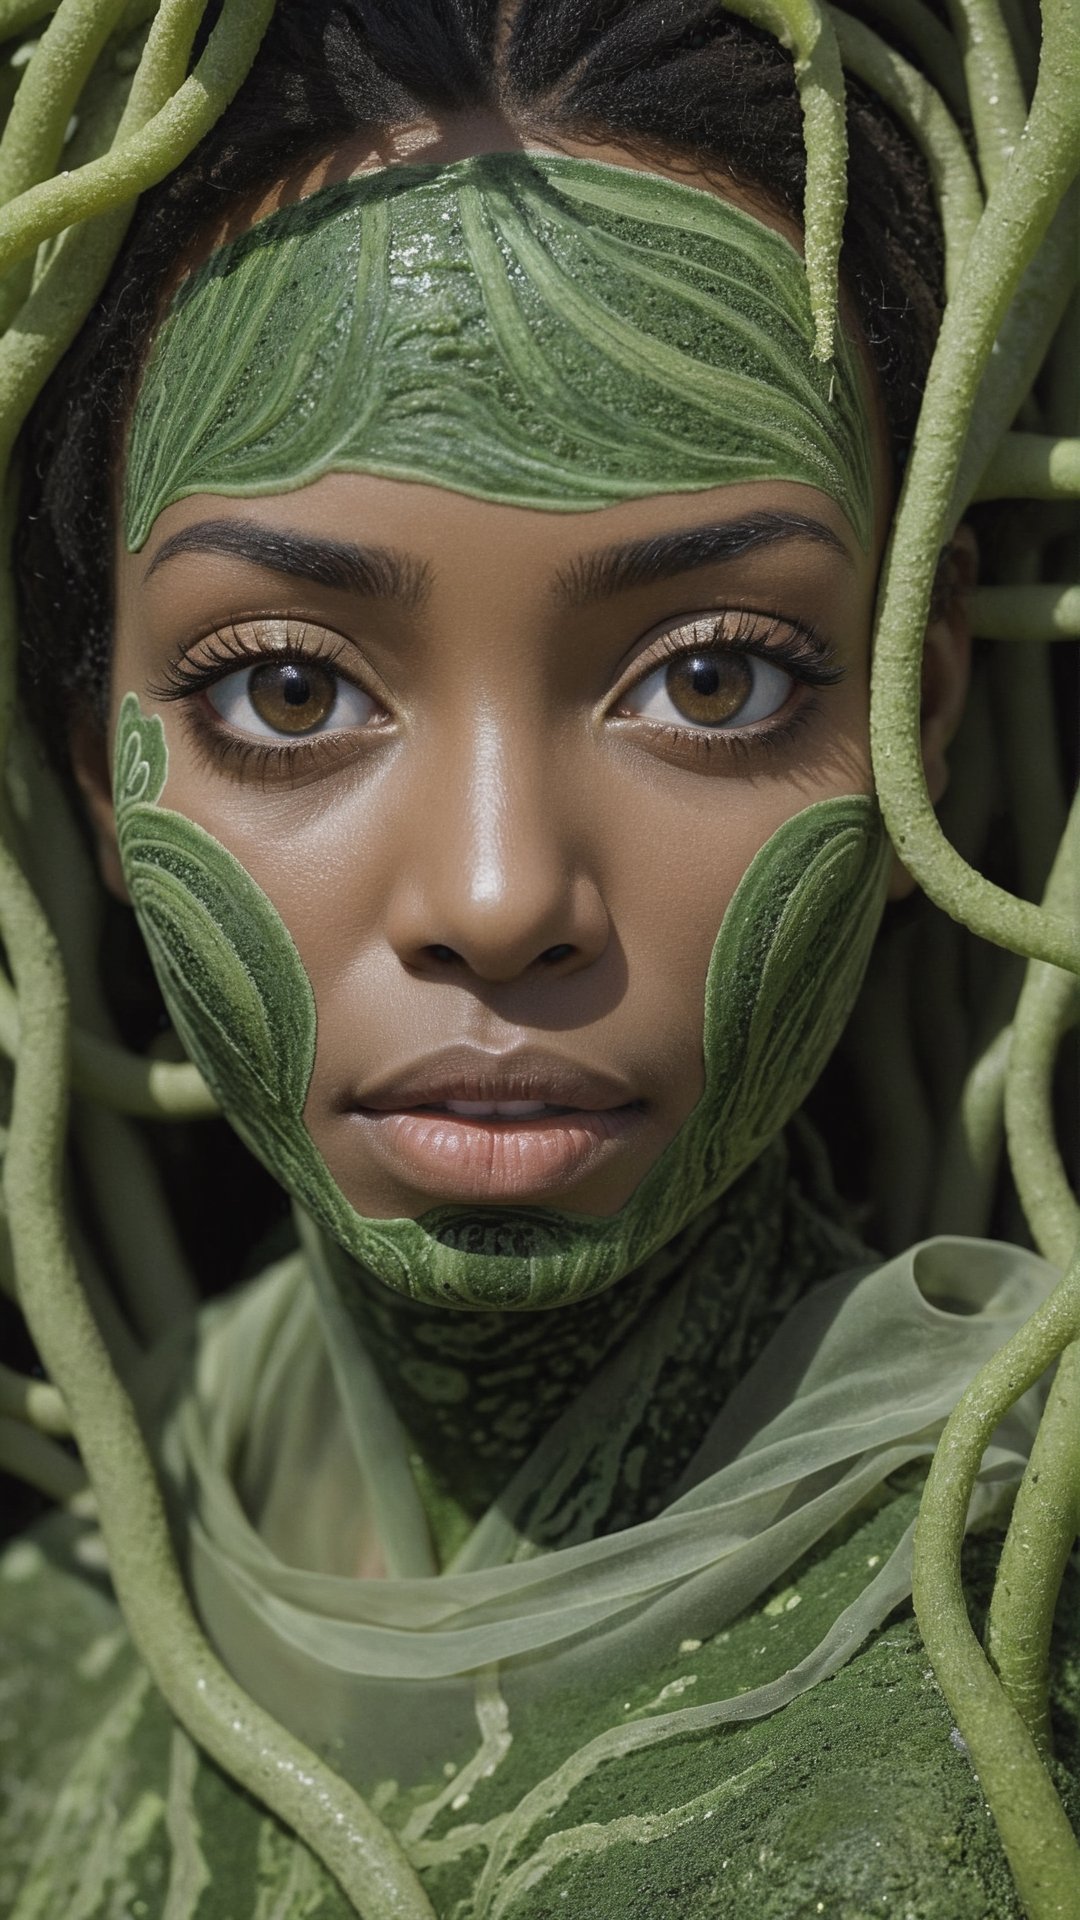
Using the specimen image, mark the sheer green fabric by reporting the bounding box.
[145,1225,1054,1838]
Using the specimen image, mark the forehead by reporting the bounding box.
[123,148,883,561]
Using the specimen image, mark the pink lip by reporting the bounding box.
[355,1044,637,1114]
[348,1045,647,1202]
[352,1104,644,1202]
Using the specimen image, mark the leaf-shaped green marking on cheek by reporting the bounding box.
[114,697,888,1311]
[115,696,315,1118]
[114,696,354,1252]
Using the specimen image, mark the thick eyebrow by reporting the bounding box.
[556,509,854,606]
[143,517,431,609]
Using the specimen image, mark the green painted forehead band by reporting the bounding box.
[123,152,875,553]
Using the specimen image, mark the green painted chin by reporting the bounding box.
[113,696,890,1311]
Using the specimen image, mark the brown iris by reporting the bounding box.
[248,660,337,734]
[665,650,752,725]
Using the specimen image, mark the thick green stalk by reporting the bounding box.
[985,1334,1080,1757]
[832,9,983,293]
[869,0,1080,972]
[988,800,1080,1755]
[843,0,970,118]
[0,825,436,1920]
[0,970,216,1113]
[0,0,129,327]
[0,6,430,1911]
[73,1031,216,1113]
[726,0,847,358]
[0,0,128,211]
[950,186,1077,522]
[912,1245,1080,1916]
[943,0,1028,190]
[927,1022,1010,1236]
[976,432,1080,497]
[970,583,1080,637]
[0,1413,86,1499]
[0,1356,70,1432]
[1003,795,1080,1268]
[0,0,58,31]
[0,0,273,281]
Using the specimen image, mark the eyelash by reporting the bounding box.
[610,608,841,766]
[148,621,371,783]
[148,607,842,781]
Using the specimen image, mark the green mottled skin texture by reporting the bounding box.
[4,1499,1078,1918]
[122,155,873,552]
[328,1129,867,1560]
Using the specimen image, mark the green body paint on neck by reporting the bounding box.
[114,697,889,1312]
[123,154,874,550]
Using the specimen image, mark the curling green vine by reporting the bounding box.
[0,4,435,1916]
[0,2,1076,1918]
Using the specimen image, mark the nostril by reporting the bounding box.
[538,944,575,966]
[427,943,463,965]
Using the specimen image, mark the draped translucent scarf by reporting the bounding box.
[150,1236,1053,1823]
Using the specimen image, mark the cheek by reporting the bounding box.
[144,683,876,1151]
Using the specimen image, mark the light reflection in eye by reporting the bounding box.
[622,648,794,730]
[207,659,380,740]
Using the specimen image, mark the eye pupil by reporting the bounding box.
[688,659,720,695]
[281,664,312,706]
[666,650,752,725]
[248,659,336,734]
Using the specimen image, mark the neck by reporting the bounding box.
[304,1128,865,1566]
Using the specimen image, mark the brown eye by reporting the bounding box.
[664,651,753,724]
[622,645,794,732]
[248,660,337,734]
[207,657,380,739]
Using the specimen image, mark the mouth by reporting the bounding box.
[347,1050,649,1204]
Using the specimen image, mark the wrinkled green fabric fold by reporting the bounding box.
[113,695,891,1311]
[122,153,874,550]
[147,1233,1054,1826]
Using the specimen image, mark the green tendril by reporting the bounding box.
[0,826,436,1918]
[725,0,848,359]
[869,0,1080,974]
[857,0,971,116]
[976,433,1080,499]
[0,5,433,1913]
[0,0,275,284]
[0,1357,70,1434]
[831,9,982,293]
[1004,799,1080,1270]
[971,582,1080,637]
[0,0,60,38]
[943,0,1029,191]
[984,1336,1080,1759]
[0,4,1077,1916]
[982,802,1079,1769]
[0,1412,87,1500]
[911,1238,1080,1915]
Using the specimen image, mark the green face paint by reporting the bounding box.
[123,153,874,551]
[113,696,889,1310]
[116,154,885,1309]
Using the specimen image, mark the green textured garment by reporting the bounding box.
[122,154,874,552]
[0,1217,1069,1919]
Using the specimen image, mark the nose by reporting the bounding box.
[384,712,609,983]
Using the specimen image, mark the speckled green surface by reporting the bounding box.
[3,1495,1076,1917]
[123,155,873,551]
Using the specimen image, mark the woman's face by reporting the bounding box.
[95,121,943,1225]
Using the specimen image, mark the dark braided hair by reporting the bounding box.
[16,0,944,759]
